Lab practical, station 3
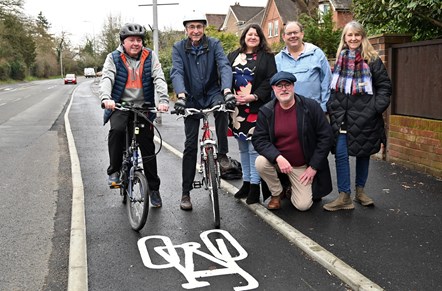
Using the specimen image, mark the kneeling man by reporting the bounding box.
[252,71,333,210]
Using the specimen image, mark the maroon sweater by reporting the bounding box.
[274,103,306,167]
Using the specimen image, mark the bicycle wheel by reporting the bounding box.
[207,149,220,229]
[127,171,149,231]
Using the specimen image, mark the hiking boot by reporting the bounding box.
[234,181,250,199]
[180,195,192,211]
[108,172,121,187]
[218,153,230,169]
[323,192,355,211]
[354,187,374,206]
[267,195,281,210]
[150,190,162,208]
[246,184,260,204]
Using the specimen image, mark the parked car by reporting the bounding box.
[64,74,77,85]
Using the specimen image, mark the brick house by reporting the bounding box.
[220,3,265,36]
[206,14,226,31]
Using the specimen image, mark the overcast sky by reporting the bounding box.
[23,0,268,47]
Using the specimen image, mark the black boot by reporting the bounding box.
[261,180,271,201]
[246,184,260,204]
[234,181,250,199]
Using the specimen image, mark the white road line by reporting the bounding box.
[65,88,88,291]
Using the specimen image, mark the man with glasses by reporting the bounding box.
[171,11,236,211]
[252,71,333,210]
[275,21,331,113]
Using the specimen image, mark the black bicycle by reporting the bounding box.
[111,102,162,231]
[174,104,231,229]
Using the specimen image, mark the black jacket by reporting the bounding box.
[252,96,334,198]
[227,49,276,113]
[327,57,392,157]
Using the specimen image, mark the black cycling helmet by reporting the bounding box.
[119,23,146,42]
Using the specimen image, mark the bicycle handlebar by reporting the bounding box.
[171,104,233,118]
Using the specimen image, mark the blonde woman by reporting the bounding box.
[323,21,392,211]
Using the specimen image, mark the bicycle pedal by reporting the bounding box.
[193,181,202,188]
[109,183,121,189]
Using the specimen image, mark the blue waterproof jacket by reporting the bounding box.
[275,43,331,112]
[170,35,232,109]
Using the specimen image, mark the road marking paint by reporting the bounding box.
[65,87,88,291]
[138,230,259,291]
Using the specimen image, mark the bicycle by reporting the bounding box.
[108,102,163,231]
[174,104,231,229]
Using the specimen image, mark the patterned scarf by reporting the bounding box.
[331,48,373,95]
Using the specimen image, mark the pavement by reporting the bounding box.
[158,117,442,290]
[67,84,442,290]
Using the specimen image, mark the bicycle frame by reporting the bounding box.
[175,104,231,229]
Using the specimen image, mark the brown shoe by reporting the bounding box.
[180,195,192,211]
[267,195,281,210]
[354,187,374,206]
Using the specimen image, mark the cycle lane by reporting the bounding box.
[67,85,354,290]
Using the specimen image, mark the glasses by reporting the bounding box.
[186,24,204,31]
[285,31,301,36]
[274,83,293,90]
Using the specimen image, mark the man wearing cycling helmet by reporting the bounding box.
[171,11,236,211]
[100,23,169,207]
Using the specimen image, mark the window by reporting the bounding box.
[268,22,273,37]
[318,3,331,23]
[274,20,279,36]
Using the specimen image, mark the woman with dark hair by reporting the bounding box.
[227,23,277,204]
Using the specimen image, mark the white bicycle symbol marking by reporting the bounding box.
[137,229,259,290]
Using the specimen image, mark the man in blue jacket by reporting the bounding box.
[275,21,331,113]
[252,71,333,210]
[171,12,236,211]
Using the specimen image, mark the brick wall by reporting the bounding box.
[367,34,442,178]
[388,116,442,177]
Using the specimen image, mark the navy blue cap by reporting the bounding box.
[270,71,297,86]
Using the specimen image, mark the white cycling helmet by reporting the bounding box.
[183,11,208,27]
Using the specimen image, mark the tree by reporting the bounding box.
[299,10,342,59]
[0,13,35,79]
[0,0,23,16]
[353,0,442,41]
[205,25,239,54]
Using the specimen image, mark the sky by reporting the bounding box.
[23,0,268,47]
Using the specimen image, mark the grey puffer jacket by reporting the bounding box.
[327,57,392,157]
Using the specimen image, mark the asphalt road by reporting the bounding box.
[1,78,441,291]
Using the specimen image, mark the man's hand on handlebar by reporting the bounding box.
[101,99,116,110]
[157,102,169,113]
[174,97,186,115]
[224,92,236,110]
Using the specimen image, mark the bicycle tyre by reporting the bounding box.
[207,149,220,229]
[127,171,149,231]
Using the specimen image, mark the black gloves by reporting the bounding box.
[224,93,236,110]
[174,97,186,115]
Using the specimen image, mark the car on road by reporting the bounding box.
[64,74,77,85]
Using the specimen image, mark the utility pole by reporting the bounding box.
[139,1,178,124]
[138,1,179,53]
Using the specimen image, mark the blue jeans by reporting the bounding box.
[237,139,260,184]
[335,134,370,194]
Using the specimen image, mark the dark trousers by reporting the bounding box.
[182,110,229,194]
[107,110,160,191]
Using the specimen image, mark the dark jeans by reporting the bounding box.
[182,109,229,195]
[335,134,369,194]
[107,110,160,191]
